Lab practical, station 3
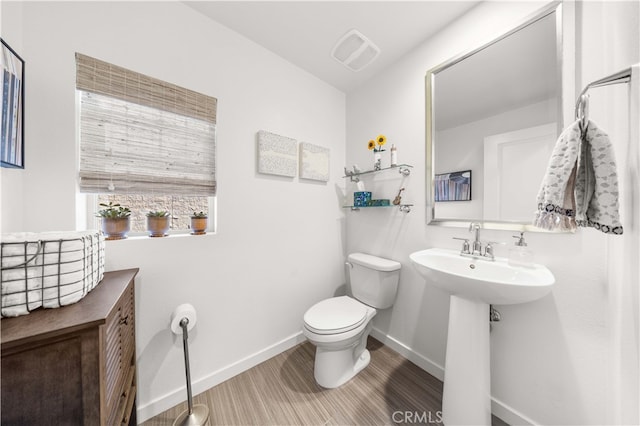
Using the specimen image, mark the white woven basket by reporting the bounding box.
[1,230,105,317]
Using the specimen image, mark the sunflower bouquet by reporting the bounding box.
[368,134,387,170]
[367,134,387,153]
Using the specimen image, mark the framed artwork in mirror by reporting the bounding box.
[435,170,471,202]
[1,38,25,169]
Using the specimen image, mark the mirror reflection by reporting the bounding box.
[426,4,563,230]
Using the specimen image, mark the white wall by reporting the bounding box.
[0,1,25,232]
[347,1,639,425]
[3,1,346,420]
[578,2,640,424]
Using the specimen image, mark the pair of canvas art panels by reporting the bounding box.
[257,130,330,182]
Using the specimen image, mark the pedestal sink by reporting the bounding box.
[409,248,555,425]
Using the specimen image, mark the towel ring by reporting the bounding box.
[574,66,633,134]
[575,93,589,132]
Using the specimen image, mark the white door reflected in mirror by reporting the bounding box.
[483,123,557,222]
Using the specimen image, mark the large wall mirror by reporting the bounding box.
[426,2,563,231]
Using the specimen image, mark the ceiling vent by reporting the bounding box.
[331,29,380,72]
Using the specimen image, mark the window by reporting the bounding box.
[76,53,217,234]
[95,194,212,233]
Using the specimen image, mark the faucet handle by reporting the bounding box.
[483,241,505,259]
[512,232,528,246]
[452,237,470,254]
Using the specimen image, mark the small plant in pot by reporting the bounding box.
[190,211,208,235]
[146,211,171,237]
[97,202,131,240]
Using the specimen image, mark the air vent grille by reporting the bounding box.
[331,29,380,72]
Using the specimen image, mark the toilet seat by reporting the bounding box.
[304,296,368,335]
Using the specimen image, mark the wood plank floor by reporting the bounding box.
[142,337,508,425]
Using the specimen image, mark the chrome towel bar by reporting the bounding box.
[575,67,633,130]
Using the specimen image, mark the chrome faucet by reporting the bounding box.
[453,222,505,260]
[452,222,500,261]
[469,222,482,256]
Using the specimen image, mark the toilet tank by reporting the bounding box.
[348,253,401,309]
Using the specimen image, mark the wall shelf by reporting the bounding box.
[343,163,413,213]
[343,204,413,213]
[343,164,412,182]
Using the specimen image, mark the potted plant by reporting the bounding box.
[96,202,131,240]
[146,211,171,237]
[190,211,208,235]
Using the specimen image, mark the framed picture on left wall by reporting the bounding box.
[1,38,25,169]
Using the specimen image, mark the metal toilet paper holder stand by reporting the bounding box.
[173,317,210,426]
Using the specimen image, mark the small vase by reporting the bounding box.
[374,152,381,170]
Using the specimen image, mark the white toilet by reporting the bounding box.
[302,253,401,388]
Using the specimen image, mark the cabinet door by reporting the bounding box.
[1,330,101,425]
[121,284,135,372]
[105,282,136,426]
[118,284,137,426]
[105,298,124,426]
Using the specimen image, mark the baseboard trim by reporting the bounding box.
[491,397,537,425]
[370,327,445,381]
[139,327,537,424]
[371,327,537,426]
[137,331,306,423]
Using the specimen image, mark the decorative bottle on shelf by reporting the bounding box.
[390,144,398,166]
[374,151,381,170]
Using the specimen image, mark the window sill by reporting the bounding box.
[104,231,216,241]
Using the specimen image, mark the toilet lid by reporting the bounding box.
[304,296,368,335]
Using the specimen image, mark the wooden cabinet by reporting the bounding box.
[1,268,139,426]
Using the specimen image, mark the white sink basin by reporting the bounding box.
[409,247,555,305]
[410,247,556,424]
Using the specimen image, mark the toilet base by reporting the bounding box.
[311,321,373,389]
[314,345,371,388]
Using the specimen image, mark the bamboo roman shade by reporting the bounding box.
[76,53,217,195]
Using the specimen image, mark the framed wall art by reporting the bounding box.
[435,170,471,202]
[257,130,297,177]
[299,142,329,182]
[1,38,25,169]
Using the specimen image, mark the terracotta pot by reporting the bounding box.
[190,217,207,235]
[147,216,170,237]
[101,217,130,240]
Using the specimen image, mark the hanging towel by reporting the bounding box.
[533,120,581,231]
[574,120,623,234]
[533,119,623,234]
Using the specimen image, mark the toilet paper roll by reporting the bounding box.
[171,303,197,335]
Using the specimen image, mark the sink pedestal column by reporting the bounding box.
[442,295,491,425]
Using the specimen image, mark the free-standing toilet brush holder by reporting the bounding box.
[171,305,210,426]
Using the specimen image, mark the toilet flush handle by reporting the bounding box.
[345,261,353,268]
